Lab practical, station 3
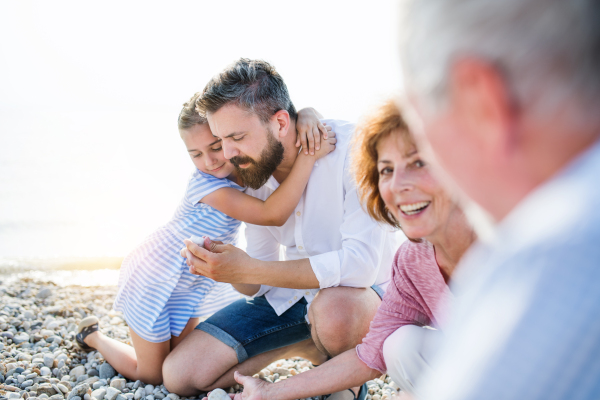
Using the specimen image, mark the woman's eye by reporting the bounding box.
[379,167,393,175]
[212,146,222,152]
[233,136,244,142]
[193,153,202,158]
[414,159,425,168]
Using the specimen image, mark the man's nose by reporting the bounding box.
[221,141,239,160]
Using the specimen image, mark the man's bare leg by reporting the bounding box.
[208,338,326,391]
[164,287,378,396]
[308,286,382,395]
[308,286,381,357]
[163,330,326,396]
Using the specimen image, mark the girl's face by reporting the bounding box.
[377,132,455,241]
[180,123,236,179]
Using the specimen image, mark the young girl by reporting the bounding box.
[75,92,336,385]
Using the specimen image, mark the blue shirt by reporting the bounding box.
[419,139,600,400]
[165,169,244,243]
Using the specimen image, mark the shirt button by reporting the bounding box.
[298,246,303,250]
[294,296,297,300]
[288,300,292,304]
[305,291,310,295]
[296,211,301,216]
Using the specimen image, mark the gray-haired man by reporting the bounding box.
[400,0,600,399]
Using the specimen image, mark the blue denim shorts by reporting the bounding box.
[196,285,385,363]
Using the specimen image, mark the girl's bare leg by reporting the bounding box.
[171,317,200,349]
[84,317,200,385]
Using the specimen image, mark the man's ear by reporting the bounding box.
[449,58,518,156]
[272,110,291,139]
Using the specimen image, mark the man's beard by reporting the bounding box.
[230,129,285,190]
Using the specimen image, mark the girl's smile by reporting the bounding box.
[180,123,236,179]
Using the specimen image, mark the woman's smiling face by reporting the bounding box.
[377,132,455,240]
[180,123,236,179]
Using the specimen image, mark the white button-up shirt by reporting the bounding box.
[244,119,404,317]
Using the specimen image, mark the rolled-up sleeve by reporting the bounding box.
[308,155,388,289]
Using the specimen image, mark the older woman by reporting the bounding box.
[228,101,476,399]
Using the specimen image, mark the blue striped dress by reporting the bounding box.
[113,169,244,343]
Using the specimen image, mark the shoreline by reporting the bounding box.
[0,279,402,400]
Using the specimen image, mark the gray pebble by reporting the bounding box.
[91,388,106,400]
[68,383,90,400]
[44,354,55,368]
[99,363,116,380]
[133,388,144,400]
[37,288,53,299]
[110,379,126,391]
[22,379,34,388]
[105,387,121,400]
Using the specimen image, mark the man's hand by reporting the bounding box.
[180,239,254,283]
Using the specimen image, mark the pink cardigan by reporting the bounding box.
[356,240,452,373]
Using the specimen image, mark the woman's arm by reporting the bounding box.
[202,132,336,226]
[233,349,380,400]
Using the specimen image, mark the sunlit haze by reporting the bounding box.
[0,1,402,258]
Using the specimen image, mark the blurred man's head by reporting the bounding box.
[197,58,297,189]
[400,0,600,221]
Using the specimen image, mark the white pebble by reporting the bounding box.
[207,389,229,400]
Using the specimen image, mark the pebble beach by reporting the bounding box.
[0,279,404,400]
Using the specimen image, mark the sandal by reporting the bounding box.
[75,316,99,352]
[323,383,367,400]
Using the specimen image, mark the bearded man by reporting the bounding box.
[162,58,401,396]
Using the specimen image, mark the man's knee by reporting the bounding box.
[162,331,223,394]
[309,286,380,356]
[162,349,184,392]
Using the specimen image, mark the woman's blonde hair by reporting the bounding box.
[351,100,413,229]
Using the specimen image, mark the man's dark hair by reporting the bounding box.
[196,58,297,124]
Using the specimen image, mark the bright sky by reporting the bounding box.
[0,1,403,257]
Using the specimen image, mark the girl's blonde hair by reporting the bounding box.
[178,92,207,130]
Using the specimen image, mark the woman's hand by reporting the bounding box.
[296,107,331,155]
[231,371,272,400]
